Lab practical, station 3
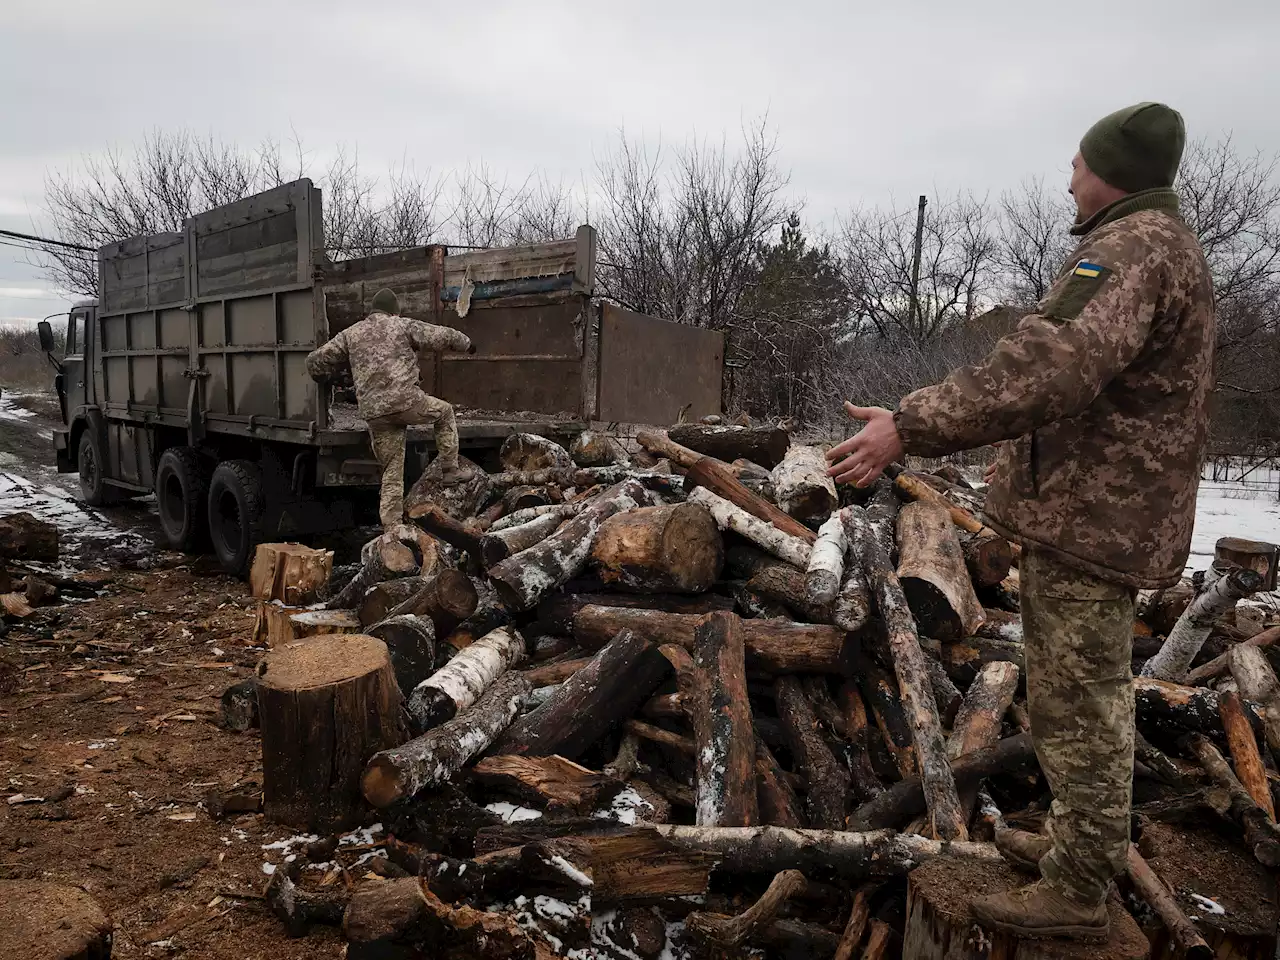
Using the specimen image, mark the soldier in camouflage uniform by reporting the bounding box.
[826,103,1213,940]
[307,288,476,529]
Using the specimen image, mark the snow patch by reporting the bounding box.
[485,801,543,822]
[593,787,653,826]
[1191,894,1225,916]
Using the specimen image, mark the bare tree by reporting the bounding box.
[995,176,1075,306]
[838,192,996,342]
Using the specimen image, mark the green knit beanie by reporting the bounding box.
[371,288,399,315]
[1079,102,1186,193]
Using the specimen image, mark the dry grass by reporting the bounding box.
[0,327,61,392]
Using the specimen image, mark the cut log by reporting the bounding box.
[960,530,1014,589]
[667,422,790,468]
[590,502,724,594]
[407,502,485,561]
[490,501,585,533]
[249,542,333,604]
[286,608,361,642]
[636,428,817,543]
[521,656,590,688]
[1218,690,1275,818]
[924,657,964,727]
[1216,536,1279,591]
[327,540,403,611]
[756,740,805,828]
[859,660,917,779]
[805,509,848,612]
[488,479,646,611]
[1133,732,1192,788]
[948,662,1020,761]
[851,508,967,839]
[0,512,57,562]
[895,500,986,641]
[442,581,511,656]
[1229,642,1280,756]
[571,603,850,675]
[406,626,524,732]
[570,430,630,467]
[342,876,430,956]
[382,569,478,641]
[686,869,807,948]
[470,754,623,813]
[416,886,535,959]
[538,588,734,635]
[775,675,850,829]
[0,880,112,960]
[890,468,1009,545]
[221,677,260,731]
[257,633,405,830]
[848,733,1037,831]
[653,824,1001,878]
[1141,567,1266,681]
[904,858,1150,960]
[834,884,874,960]
[502,483,556,513]
[864,479,901,564]
[496,629,670,759]
[625,718,695,755]
[771,444,838,522]
[726,544,829,622]
[404,452,491,522]
[363,671,529,807]
[1135,677,1266,741]
[252,601,309,647]
[1182,734,1280,867]
[861,919,894,960]
[358,577,422,627]
[366,615,437,696]
[480,510,567,567]
[939,635,1025,688]
[839,681,885,802]
[691,612,757,827]
[687,486,811,568]
[1125,847,1212,960]
[499,432,575,472]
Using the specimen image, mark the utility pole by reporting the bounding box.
[908,194,927,337]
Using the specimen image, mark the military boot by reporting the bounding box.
[438,462,476,486]
[994,825,1051,873]
[971,881,1109,941]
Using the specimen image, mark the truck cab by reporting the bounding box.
[43,299,112,502]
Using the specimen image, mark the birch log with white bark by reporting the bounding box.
[687,486,811,569]
[1141,567,1265,680]
[805,510,847,612]
[405,626,524,732]
[771,445,838,523]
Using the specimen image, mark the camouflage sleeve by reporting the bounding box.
[893,224,1165,457]
[406,319,472,354]
[305,331,349,382]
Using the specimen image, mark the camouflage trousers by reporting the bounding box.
[1022,548,1137,906]
[367,392,458,528]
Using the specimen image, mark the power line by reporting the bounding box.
[0,228,95,253]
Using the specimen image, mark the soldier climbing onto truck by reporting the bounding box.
[306,287,477,529]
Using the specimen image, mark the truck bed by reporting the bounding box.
[322,401,586,447]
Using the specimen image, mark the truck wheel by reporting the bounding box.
[155,447,210,552]
[77,431,119,506]
[208,460,265,576]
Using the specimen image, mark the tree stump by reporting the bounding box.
[1216,537,1279,592]
[257,633,405,830]
[0,880,112,960]
[590,501,724,593]
[248,543,333,603]
[0,512,58,562]
[287,609,361,642]
[904,858,1149,960]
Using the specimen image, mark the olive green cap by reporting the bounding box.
[371,288,399,315]
[1080,102,1186,193]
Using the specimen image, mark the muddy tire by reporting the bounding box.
[208,460,265,576]
[156,447,210,552]
[77,430,119,506]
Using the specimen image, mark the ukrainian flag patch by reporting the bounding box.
[1073,260,1104,278]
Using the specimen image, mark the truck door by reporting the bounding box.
[62,308,88,416]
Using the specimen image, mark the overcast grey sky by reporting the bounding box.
[3,0,1278,326]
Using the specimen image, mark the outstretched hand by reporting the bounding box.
[825,402,905,488]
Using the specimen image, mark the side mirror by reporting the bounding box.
[37,320,55,354]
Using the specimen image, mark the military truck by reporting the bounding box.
[39,179,723,573]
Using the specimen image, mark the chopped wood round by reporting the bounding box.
[499,433,574,472]
[904,858,1149,960]
[257,633,405,830]
[571,430,630,467]
[287,609,361,641]
[1216,537,1278,592]
[770,445,838,522]
[252,601,309,647]
[0,880,112,960]
[248,542,333,604]
[590,502,725,593]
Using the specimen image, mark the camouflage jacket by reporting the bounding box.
[306,311,472,420]
[894,189,1215,589]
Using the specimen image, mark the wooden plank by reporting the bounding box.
[597,304,723,424]
[442,237,578,287]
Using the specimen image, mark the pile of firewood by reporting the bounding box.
[232,425,1280,959]
[0,512,80,627]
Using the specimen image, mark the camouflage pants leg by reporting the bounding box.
[423,396,459,473]
[1022,548,1136,906]
[368,424,408,529]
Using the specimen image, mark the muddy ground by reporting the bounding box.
[0,392,356,958]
